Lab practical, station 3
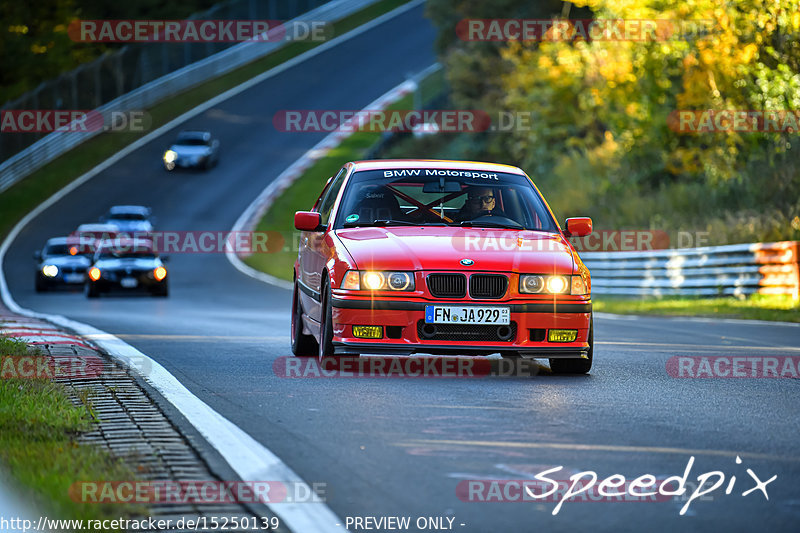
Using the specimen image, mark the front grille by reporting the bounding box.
[469,274,508,299]
[427,273,467,298]
[417,320,517,342]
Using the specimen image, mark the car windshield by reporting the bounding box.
[109,213,146,221]
[98,247,156,260]
[44,244,70,256]
[332,169,559,231]
[176,138,209,146]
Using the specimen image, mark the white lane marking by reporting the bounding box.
[0,2,429,531]
[225,70,431,288]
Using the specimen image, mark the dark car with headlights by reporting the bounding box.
[100,205,154,234]
[34,237,91,292]
[162,130,219,171]
[86,238,168,298]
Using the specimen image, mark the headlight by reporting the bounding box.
[546,275,569,294]
[342,270,415,291]
[520,274,587,295]
[88,267,101,281]
[153,266,167,281]
[42,265,59,277]
[163,150,177,163]
[519,274,544,293]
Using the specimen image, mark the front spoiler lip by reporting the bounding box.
[333,342,589,358]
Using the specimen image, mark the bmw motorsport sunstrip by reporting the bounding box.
[292,160,593,374]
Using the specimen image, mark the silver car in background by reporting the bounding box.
[163,130,220,171]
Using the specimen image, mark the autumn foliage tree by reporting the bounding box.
[428,0,800,242]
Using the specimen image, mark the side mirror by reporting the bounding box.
[295,211,324,232]
[564,217,592,238]
[33,250,42,261]
[99,215,107,223]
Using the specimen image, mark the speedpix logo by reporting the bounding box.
[458,456,776,516]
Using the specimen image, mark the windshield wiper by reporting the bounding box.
[343,219,418,228]
[458,220,524,229]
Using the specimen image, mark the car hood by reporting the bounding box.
[40,255,90,268]
[94,258,161,270]
[335,227,575,274]
[170,145,211,157]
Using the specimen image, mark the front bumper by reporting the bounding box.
[330,297,591,357]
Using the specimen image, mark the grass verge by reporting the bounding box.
[0,0,413,241]
[243,69,444,281]
[593,294,800,323]
[0,335,143,520]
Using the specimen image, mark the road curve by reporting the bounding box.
[4,3,800,531]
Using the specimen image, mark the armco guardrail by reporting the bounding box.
[0,0,381,194]
[582,241,800,299]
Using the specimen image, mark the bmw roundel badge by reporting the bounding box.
[460,259,474,266]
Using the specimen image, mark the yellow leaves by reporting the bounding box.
[8,25,29,34]
[739,43,758,64]
[31,44,47,54]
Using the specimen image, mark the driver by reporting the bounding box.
[454,186,502,222]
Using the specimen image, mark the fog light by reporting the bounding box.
[548,329,577,343]
[353,326,383,339]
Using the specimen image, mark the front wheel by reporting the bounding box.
[86,283,99,299]
[549,317,593,375]
[318,281,335,358]
[291,282,317,356]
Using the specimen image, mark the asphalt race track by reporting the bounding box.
[4,4,800,531]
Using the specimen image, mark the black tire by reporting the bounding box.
[152,285,168,297]
[86,283,99,298]
[291,282,317,356]
[550,316,593,375]
[318,280,335,358]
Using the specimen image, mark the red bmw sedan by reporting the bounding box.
[292,160,594,374]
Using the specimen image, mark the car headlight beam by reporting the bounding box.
[362,271,385,291]
[343,270,415,291]
[88,267,101,281]
[546,275,569,294]
[520,274,587,295]
[163,150,177,163]
[42,265,59,277]
[153,266,167,281]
